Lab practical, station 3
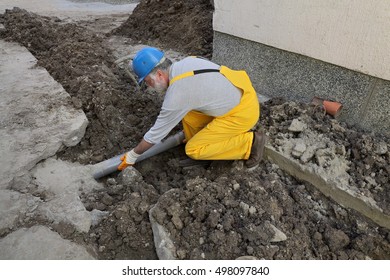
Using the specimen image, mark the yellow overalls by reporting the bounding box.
[169,66,260,160]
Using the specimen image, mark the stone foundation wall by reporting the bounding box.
[212,31,390,137]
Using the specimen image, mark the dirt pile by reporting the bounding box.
[113,0,214,58]
[1,6,390,260]
[144,100,390,260]
[150,163,390,260]
[82,168,161,259]
[81,101,390,260]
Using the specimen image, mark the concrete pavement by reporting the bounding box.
[0,0,137,260]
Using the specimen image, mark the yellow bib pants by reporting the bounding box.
[172,66,260,160]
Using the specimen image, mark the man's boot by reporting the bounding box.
[245,130,267,170]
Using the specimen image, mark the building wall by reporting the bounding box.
[213,0,390,80]
[212,0,390,136]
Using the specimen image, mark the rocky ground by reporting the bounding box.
[1,0,389,260]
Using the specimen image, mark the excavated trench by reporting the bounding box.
[1,5,390,260]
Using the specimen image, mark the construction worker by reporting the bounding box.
[118,47,267,170]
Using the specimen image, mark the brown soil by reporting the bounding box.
[1,2,389,260]
[112,0,214,58]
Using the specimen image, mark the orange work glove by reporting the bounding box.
[118,149,141,171]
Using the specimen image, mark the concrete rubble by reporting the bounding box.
[265,114,390,230]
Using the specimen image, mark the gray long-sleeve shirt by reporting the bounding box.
[144,57,241,144]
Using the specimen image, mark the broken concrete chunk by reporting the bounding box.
[288,119,307,132]
[270,105,287,121]
[375,142,388,155]
[315,149,335,167]
[37,192,92,233]
[331,120,346,132]
[90,209,109,226]
[292,142,307,158]
[248,206,257,216]
[119,166,143,189]
[300,146,317,163]
[240,201,250,216]
[324,228,350,251]
[233,182,240,190]
[335,145,346,156]
[236,255,258,260]
[364,176,378,188]
[268,223,287,242]
[149,204,177,260]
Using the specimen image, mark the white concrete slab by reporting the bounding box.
[31,158,103,196]
[0,189,41,235]
[0,40,88,190]
[0,225,95,259]
[0,2,134,260]
[30,158,104,232]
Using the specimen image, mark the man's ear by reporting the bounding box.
[156,69,169,84]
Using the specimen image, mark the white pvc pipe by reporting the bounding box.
[91,131,185,179]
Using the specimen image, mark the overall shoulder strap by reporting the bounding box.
[169,68,220,86]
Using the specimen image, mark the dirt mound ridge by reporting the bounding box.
[113,0,214,58]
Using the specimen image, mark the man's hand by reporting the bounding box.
[118,149,141,171]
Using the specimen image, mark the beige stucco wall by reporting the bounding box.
[213,0,390,81]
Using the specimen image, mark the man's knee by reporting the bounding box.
[185,141,201,160]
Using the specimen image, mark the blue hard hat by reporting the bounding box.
[132,47,164,84]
